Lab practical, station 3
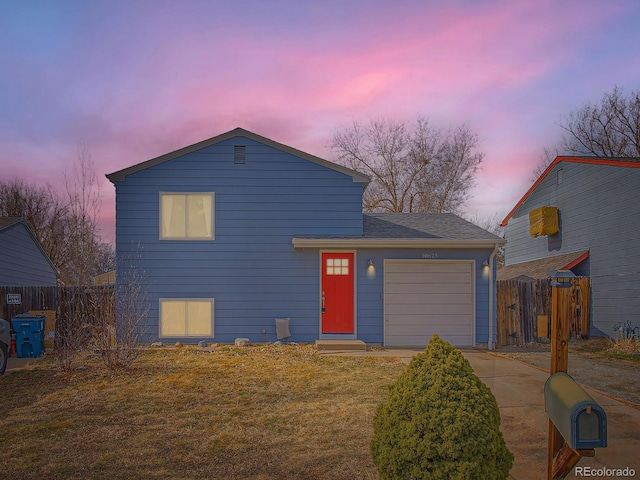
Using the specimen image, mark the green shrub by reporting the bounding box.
[370,335,513,480]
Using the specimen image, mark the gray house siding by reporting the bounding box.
[113,137,366,342]
[0,221,57,286]
[503,160,640,335]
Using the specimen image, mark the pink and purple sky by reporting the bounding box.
[2,0,639,244]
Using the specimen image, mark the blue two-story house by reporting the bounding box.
[107,128,503,348]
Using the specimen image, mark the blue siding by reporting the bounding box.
[114,135,497,345]
[114,138,364,342]
[504,162,640,335]
[0,222,57,286]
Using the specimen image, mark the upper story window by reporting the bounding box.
[160,193,214,240]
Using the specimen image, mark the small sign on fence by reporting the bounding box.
[6,293,21,305]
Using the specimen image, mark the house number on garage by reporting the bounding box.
[421,253,439,259]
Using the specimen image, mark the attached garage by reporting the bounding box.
[384,260,475,347]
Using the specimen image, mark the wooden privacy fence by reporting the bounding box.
[0,286,115,346]
[496,277,590,346]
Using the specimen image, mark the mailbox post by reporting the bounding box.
[546,269,606,479]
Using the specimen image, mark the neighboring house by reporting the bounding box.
[499,156,640,336]
[107,128,504,348]
[0,217,58,286]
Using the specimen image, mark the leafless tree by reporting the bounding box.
[0,147,114,285]
[331,117,483,213]
[93,246,149,370]
[64,146,103,286]
[464,212,505,267]
[0,179,69,269]
[534,86,640,177]
[55,286,95,371]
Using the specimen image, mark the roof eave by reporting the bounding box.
[292,237,505,249]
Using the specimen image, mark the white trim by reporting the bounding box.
[158,298,215,338]
[383,259,476,348]
[293,238,505,249]
[159,192,215,241]
[319,250,357,338]
[487,243,501,351]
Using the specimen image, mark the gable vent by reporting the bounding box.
[234,145,246,164]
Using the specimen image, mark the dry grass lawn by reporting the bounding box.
[0,344,405,479]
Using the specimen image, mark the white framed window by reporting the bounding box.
[159,299,214,337]
[160,193,214,240]
[326,257,350,275]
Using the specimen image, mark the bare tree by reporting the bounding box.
[534,86,640,177]
[464,212,505,267]
[0,178,70,270]
[64,146,103,286]
[331,117,483,213]
[93,246,149,370]
[55,286,95,371]
[0,147,114,285]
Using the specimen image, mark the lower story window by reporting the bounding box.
[160,299,214,337]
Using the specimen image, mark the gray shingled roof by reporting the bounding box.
[497,250,588,280]
[363,213,502,240]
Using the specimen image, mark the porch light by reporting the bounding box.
[367,259,375,268]
[482,260,490,268]
[548,269,576,288]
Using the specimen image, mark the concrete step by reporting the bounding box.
[315,339,367,351]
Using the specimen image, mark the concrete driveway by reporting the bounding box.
[463,352,640,479]
[323,348,640,480]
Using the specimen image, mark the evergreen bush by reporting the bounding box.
[370,335,513,480]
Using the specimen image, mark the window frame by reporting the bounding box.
[159,298,215,338]
[159,192,215,241]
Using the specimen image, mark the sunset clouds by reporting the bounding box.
[1,0,639,242]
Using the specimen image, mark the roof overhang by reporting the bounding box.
[497,250,589,281]
[292,237,505,249]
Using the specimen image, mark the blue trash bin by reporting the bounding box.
[11,314,46,358]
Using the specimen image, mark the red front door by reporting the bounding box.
[321,252,354,334]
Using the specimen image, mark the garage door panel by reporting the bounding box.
[385,272,471,284]
[384,260,474,347]
[386,262,471,274]
[385,301,472,316]
[385,333,472,348]
[385,283,471,295]
[384,318,469,330]
[385,314,472,325]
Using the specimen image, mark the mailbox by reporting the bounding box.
[544,372,607,449]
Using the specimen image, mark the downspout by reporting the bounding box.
[488,243,500,351]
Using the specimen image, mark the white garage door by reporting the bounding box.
[384,260,474,347]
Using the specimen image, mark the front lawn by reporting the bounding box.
[0,345,405,480]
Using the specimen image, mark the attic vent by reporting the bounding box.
[234,145,246,164]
